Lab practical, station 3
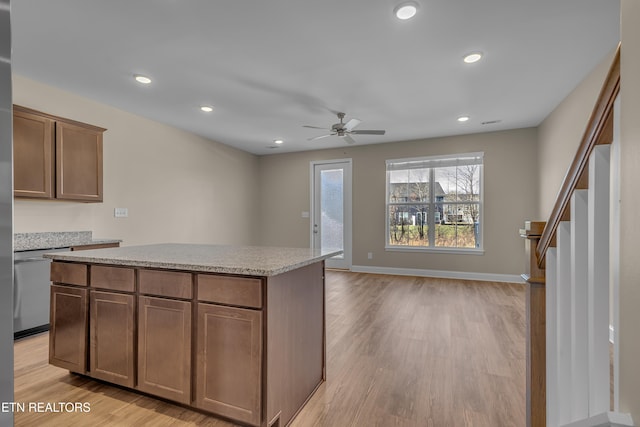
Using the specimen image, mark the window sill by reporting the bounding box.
[385,246,484,255]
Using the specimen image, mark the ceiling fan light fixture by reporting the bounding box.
[463,52,483,64]
[394,2,419,20]
[134,74,152,85]
[457,115,470,122]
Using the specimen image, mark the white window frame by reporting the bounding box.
[385,152,484,254]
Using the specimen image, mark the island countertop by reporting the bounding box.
[43,243,342,277]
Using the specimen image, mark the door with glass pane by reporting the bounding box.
[311,160,352,269]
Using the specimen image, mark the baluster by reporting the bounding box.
[588,145,612,414]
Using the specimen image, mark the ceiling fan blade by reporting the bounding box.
[342,134,356,144]
[351,130,386,135]
[308,134,333,141]
[303,125,330,130]
[344,118,362,131]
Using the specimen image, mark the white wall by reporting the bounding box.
[537,48,617,220]
[258,128,538,277]
[13,75,260,246]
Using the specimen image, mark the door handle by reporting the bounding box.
[313,224,319,234]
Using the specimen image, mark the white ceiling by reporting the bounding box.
[11,0,620,156]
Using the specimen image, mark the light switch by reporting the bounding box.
[114,207,128,218]
[301,211,310,218]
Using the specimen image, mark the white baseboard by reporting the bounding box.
[560,411,634,427]
[350,265,524,284]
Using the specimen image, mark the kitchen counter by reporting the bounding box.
[44,243,340,276]
[14,231,121,252]
[47,243,339,426]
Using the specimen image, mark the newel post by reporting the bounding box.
[520,221,546,427]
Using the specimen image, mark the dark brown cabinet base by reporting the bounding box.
[137,296,191,404]
[195,303,262,425]
[49,260,326,427]
[49,284,88,373]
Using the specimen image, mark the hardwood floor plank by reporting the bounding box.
[14,271,525,427]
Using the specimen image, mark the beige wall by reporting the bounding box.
[258,128,538,276]
[13,75,260,246]
[537,48,617,220]
[619,0,640,419]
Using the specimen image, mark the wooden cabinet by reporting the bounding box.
[90,290,135,387]
[195,303,262,426]
[49,262,88,374]
[48,259,325,427]
[49,284,88,373]
[13,105,105,202]
[56,120,103,201]
[138,296,191,404]
[13,109,54,198]
[137,270,193,404]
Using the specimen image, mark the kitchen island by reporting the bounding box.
[45,243,340,427]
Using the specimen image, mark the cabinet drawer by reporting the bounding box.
[51,262,87,286]
[197,275,262,309]
[139,269,192,299]
[91,265,135,292]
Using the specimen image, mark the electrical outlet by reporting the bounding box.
[367,252,373,259]
[114,207,128,218]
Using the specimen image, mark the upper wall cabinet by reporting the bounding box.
[13,105,106,202]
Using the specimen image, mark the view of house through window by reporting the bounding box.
[386,153,483,250]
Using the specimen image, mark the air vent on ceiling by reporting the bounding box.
[266,145,281,149]
[481,120,502,125]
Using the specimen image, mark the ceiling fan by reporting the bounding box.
[303,112,386,144]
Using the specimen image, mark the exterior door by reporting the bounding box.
[311,160,352,269]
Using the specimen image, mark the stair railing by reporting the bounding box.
[521,45,634,427]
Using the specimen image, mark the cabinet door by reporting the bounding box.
[196,303,262,426]
[138,296,191,404]
[90,291,135,387]
[49,285,88,373]
[56,120,103,202]
[13,109,55,198]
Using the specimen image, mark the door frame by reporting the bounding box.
[310,159,353,270]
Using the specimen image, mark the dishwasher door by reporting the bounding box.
[13,247,70,338]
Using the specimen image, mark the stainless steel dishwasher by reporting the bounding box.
[13,247,70,339]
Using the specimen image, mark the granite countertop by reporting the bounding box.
[14,231,121,252]
[43,243,342,277]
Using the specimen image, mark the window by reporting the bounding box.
[386,152,483,252]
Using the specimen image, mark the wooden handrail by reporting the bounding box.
[536,45,620,268]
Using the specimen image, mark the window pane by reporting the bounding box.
[456,164,481,202]
[388,170,409,202]
[388,205,430,247]
[435,203,480,247]
[434,166,456,201]
[408,168,429,201]
[321,169,343,256]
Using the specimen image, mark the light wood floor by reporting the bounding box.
[14,271,526,427]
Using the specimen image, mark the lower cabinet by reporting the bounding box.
[49,284,88,373]
[195,303,263,426]
[90,290,135,387]
[137,296,191,404]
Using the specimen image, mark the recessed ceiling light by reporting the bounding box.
[457,116,470,122]
[394,2,419,20]
[463,52,483,64]
[273,139,284,145]
[200,105,214,113]
[134,74,152,84]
